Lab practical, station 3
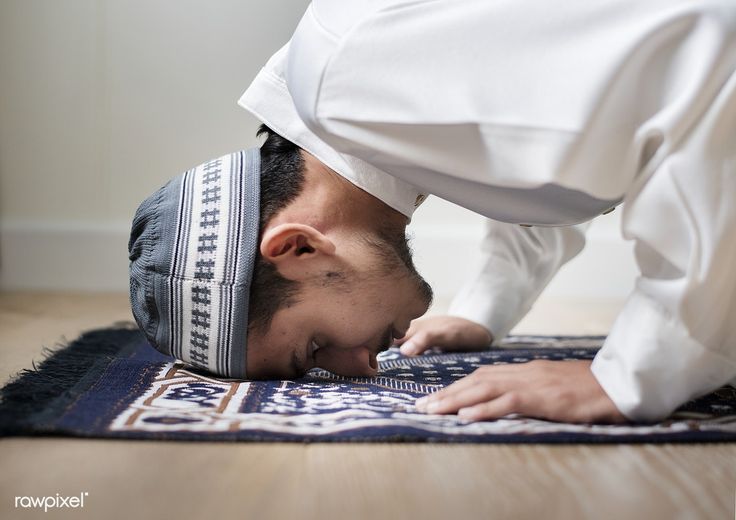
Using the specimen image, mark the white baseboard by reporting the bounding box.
[0,220,638,301]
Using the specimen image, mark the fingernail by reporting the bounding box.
[426,402,441,414]
[400,341,417,355]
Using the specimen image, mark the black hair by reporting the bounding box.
[247,124,306,334]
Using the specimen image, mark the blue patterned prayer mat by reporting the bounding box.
[1,326,735,443]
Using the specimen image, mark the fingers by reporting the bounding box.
[457,392,525,421]
[416,384,525,422]
[392,321,417,346]
[394,316,495,357]
[416,379,505,414]
[419,364,516,400]
[416,381,526,422]
[413,359,629,424]
[395,317,441,355]
[398,329,435,356]
[416,365,525,420]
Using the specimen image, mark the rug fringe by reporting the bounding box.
[0,326,142,435]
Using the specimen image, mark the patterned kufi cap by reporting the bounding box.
[128,148,260,378]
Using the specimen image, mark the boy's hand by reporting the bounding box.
[415,359,628,424]
[394,315,493,356]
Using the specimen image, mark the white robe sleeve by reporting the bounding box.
[591,67,736,422]
[448,222,588,343]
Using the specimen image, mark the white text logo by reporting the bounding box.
[14,492,89,513]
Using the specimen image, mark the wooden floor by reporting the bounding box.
[1,291,734,520]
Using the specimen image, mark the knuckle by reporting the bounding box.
[505,391,523,409]
[552,387,576,407]
[479,381,497,397]
[425,332,445,347]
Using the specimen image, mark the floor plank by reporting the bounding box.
[1,291,734,520]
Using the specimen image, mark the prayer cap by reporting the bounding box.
[128,148,260,378]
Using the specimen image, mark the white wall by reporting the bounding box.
[0,0,638,309]
[408,197,637,310]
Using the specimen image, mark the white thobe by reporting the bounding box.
[238,0,736,422]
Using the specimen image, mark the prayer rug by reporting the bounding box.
[1,326,735,443]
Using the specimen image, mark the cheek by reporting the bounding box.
[316,284,389,342]
[325,288,381,319]
[361,281,404,314]
[321,302,383,347]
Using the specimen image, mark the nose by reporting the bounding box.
[316,346,378,377]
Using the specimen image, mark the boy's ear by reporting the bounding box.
[259,223,336,278]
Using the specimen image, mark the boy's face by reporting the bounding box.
[246,226,433,379]
[246,268,430,379]
[244,151,433,379]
